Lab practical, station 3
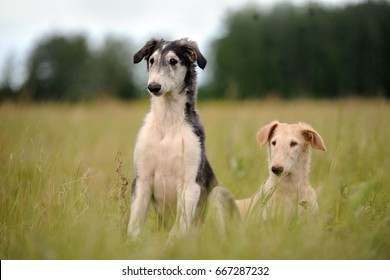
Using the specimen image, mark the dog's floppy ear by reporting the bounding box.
[257,121,279,148]
[133,38,159,64]
[299,122,327,151]
[179,39,207,70]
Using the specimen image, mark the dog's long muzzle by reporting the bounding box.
[147,83,162,96]
[271,166,284,176]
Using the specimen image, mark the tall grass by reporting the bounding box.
[0,99,389,259]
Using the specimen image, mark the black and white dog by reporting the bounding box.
[127,38,218,239]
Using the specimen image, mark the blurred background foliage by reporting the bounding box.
[209,1,390,99]
[0,1,389,102]
[1,35,136,102]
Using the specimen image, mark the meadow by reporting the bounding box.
[0,98,389,259]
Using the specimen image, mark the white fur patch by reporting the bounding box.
[134,111,201,217]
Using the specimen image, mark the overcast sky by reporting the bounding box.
[0,0,363,86]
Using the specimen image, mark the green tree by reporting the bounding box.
[0,54,18,101]
[25,34,91,101]
[210,1,390,98]
[91,36,135,99]
[23,34,136,101]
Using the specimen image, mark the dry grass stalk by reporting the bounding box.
[115,150,130,236]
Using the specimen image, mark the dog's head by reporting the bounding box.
[257,121,326,177]
[133,38,207,97]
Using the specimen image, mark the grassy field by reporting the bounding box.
[0,98,389,259]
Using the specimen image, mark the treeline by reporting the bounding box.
[1,1,389,101]
[1,35,136,102]
[208,1,390,98]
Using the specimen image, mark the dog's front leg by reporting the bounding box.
[127,178,152,239]
[170,182,201,238]
[181,182,201,232]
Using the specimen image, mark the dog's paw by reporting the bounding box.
[127,226,141,241]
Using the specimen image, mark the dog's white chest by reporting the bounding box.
[153,133,184,206]
[134,112,201,215]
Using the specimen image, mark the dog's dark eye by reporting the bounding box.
[290,141,298,147]
[271,140,276,146]
[149,58,154,65]
[169,58,178,66]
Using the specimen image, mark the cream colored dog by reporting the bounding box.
[236,121,326,220]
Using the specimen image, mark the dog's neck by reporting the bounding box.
[150,87,196,128]
[151,93,186,127]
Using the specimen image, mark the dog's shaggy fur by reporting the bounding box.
[236,121,326,220]
[127,38,218,239]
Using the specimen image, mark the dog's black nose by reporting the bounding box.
[271,166,284,176]
[147,83,161,94]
